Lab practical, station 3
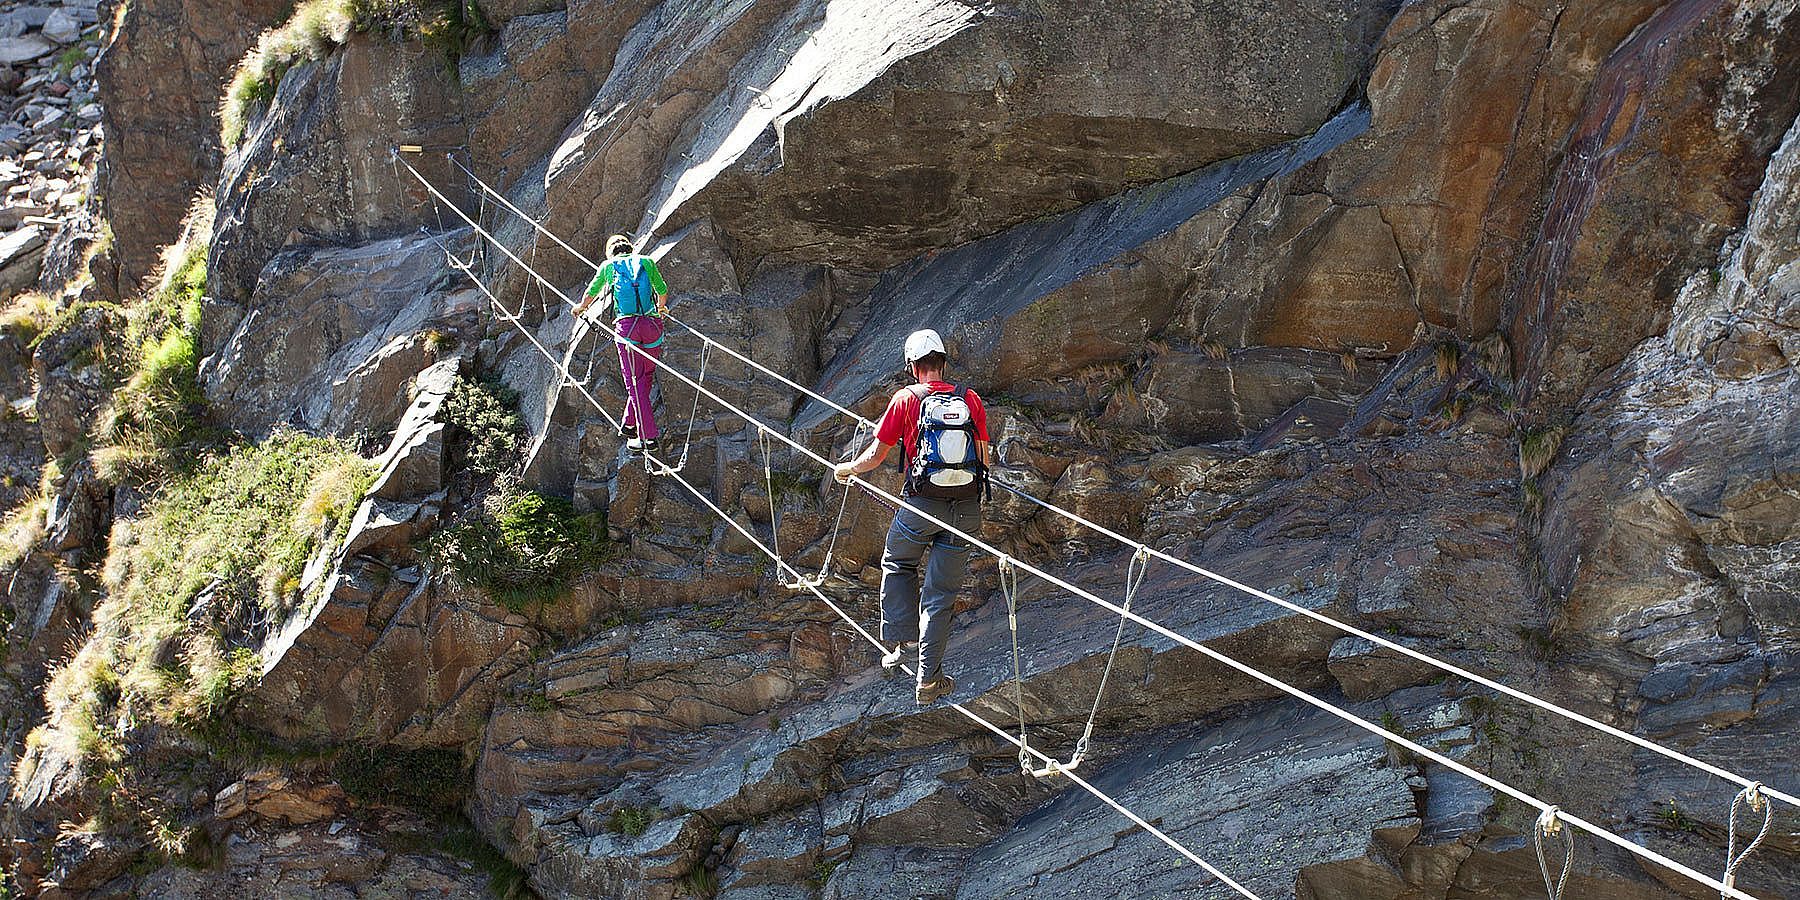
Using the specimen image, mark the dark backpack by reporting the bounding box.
[902,384,985,501]
[611,256,657,317]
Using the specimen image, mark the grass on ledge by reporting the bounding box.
[17,431,374,800]
[222,0,491,147]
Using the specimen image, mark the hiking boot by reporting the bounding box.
[627,437,658,452]
[880,641,917,675]
[620,424,638,439]
[916,674,955,705]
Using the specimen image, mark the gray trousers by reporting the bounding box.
[880,496,980,686]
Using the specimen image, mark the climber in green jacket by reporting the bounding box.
[575,234,670,452]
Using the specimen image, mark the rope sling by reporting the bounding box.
[1722,783,1773,898]
[1534,807,1574,900]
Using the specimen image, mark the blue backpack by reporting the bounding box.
[610,256,657,317]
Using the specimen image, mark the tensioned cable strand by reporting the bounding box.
[396,152,1770,899]
[441,147,1800,814]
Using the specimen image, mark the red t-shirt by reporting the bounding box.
[876,381,989,470]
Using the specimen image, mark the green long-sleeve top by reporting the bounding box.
[583,255,668,307]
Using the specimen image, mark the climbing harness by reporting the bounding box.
[1534,807,1573,900]
[392,148,1780,900]
[1722,783,1773,898]
[997,556,1033,775]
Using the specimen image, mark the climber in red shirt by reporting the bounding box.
[834,329,990,705]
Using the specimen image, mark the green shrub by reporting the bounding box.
[443,376,522,479]
[431,488,609,611]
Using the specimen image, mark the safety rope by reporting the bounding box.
[1071,545,1150,769]
[450,141,1800,820]
[1722,783,1773,898]
[668,339,711,473]
[1534,807,1574,900]
[757,425,787,578]
[998,556,1032,775]
[804,420,869,588]
[394,151,1774,900]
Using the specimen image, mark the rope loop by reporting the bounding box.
[1534,807,1573,900]
[1070,547,1151,767]
[996,554,1032,775]
[1723,783,1773,896]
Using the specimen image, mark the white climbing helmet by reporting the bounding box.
[904,328,946,363]
[606,234,634,257]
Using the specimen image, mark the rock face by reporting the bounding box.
[96,0,289,287]
[199,231,483,437]
[3,0,1800,897]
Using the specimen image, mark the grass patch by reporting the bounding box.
[605,804,662,838]
[333,744,466,814]
[765,470,820,510]
[10,430,378,779]
[91,201,213,485]
[222,0,491,147]
[436,821,532,898]
[0,292,57,345]
[1434,339,1462,381]
[1517,426,1565,481]
[0,494,48,571]
[443,376,522,480]
[53,46,86,77]
[431,486,610,611]
[677,865,717,898]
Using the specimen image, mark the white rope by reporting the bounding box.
[1534,807,1574,900]
[669,340,711,473]
[395,153,1769,899]
[1073,545,1149,769]
[998,556,1032,775]
[808,420,869,586]
[1722,783,1773,898]
[446,144,1800,818]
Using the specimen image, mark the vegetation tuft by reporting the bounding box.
[443,375,523,480]
[0,291,57,345]
[333,743,466,814]
[431,487,610,611]
[91,199,215,484]
[16,430,373,809]
[221,0,491,147]
[605,804,662,838]
[1516,426,1565,481]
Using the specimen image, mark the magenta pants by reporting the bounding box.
[615,316,664,438]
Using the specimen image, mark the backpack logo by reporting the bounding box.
[907,385,983,501]
[612,257,657,317]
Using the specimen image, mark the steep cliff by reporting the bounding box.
[0,0,1796,898]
